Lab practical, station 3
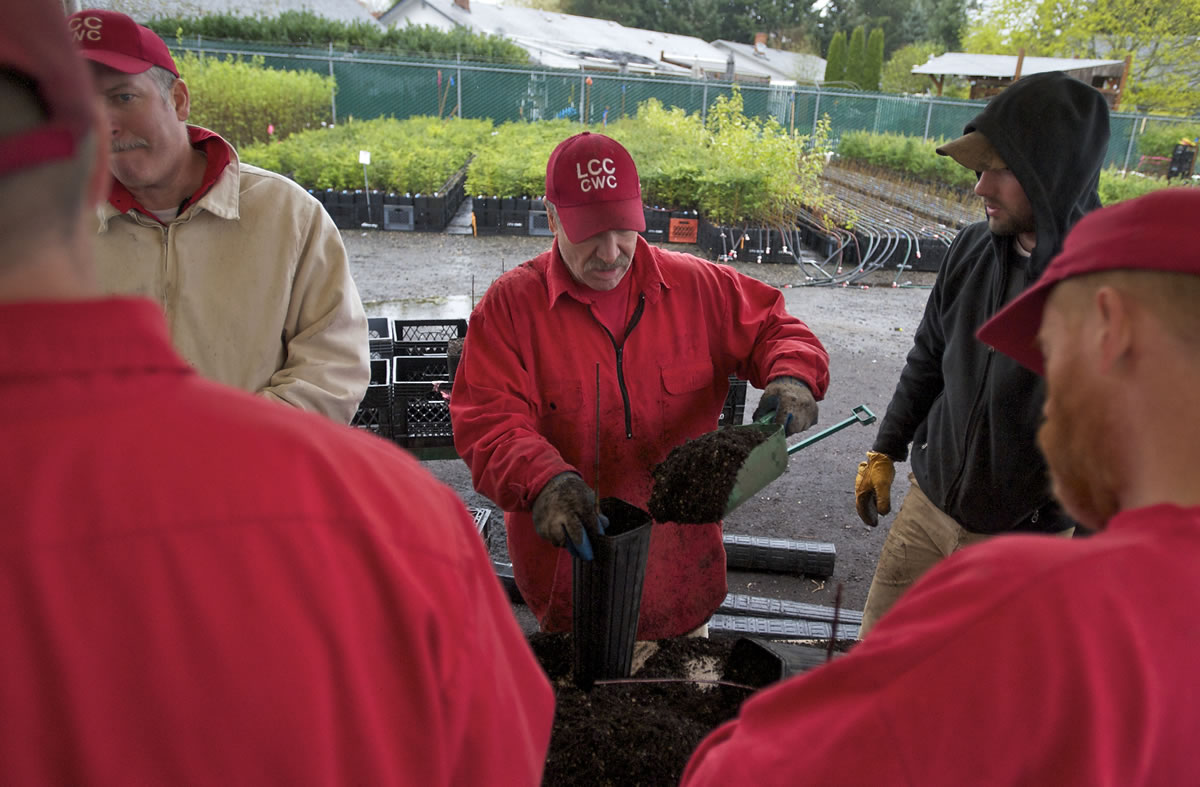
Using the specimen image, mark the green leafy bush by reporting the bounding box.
[465,120,577,197]
[837,130,975,188]
[837,130,1190,205]
[1097,170,1180,204]
[147,11,530,64]
[1136,122,1200,159]
[466,90,831,225]
[178,51,333,148]
[241,116,492,193]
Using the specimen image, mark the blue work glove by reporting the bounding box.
[566,513,609,561]
[752,377,819,436]
[532,472,602,561]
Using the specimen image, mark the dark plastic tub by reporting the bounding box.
[723,636,841,689]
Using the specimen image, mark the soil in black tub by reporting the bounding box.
[648,427,770,524]
[533,632,751,786]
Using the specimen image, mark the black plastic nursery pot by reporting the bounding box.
[572,497,653,690]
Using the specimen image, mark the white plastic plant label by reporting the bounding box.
[359,150,371,165]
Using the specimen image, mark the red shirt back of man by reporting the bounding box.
[0,299,554,786]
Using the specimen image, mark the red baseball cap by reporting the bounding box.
[545,132,645,243]
[978,188,1200,375]
[67,9,178,77]
[0,0,97,178]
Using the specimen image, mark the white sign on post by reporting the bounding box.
[359,150,371,165]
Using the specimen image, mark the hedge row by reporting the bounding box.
[466,91,831,226]
[178,52,333,149]
[241,116,493,194]
[834,130,1188,205]
[146,11,530,64]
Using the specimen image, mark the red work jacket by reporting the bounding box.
[451,237,829,638]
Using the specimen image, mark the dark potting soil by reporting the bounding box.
[533,632,751,787]
[647,427,770,524]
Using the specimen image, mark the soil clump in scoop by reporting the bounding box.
[648,427,770,523]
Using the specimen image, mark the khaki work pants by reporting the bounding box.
[859,474,1071,638]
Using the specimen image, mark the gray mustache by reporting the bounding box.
[111,139,150,153]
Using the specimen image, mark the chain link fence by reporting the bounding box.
[171,37,1196,173]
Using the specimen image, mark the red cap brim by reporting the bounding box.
[78,48,154,75]
[555,197,646,244]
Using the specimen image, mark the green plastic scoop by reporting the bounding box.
[724,404,877,517]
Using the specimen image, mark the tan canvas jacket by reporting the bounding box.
[94,136,369,424]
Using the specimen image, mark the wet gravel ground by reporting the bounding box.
[344,229,937,625]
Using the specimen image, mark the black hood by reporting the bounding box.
[965,71,1111,275]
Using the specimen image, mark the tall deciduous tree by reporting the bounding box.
[864,27,885,90]
[964,0,1200,113]
[824,30,848,83]
[846,25,867,88]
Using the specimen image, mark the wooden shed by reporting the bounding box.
[912,50,1131,108]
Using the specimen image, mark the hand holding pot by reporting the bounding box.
[752,377,818,436]
[533,472,599,560]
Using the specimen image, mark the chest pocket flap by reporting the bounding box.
[539,379,585,416]
[661,361,714,394]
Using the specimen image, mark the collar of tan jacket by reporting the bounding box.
[97,126,240,231]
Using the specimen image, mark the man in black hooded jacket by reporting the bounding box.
[853,71,1111,635]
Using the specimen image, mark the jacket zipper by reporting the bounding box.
[943,257,1006,506]
[597,293,646,439]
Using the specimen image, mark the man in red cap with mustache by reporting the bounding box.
[66,8,369,424]
[683,187,1200,784]
[0,2,553,782]
[451,131,830,640]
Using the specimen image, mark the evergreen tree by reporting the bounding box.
[864,27,885,90]
[846,25,866,88]
[824,30,847,83]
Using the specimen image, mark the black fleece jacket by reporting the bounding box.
[873,72,1111,534]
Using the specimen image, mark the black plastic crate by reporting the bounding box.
[720,376,747,425]
[528,210,552,236]
[473,195,501,235]
[360,358,393,409]
[367,316,393,359]
[393,354,452,383]
[392,319,467,356]
[392,381,454,449]
[350,405,392,439]
[501,209,529,235]
[641,206,670,243]
[323,189,356,229]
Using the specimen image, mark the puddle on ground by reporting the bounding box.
[363,294,474,321]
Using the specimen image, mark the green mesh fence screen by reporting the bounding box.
[171,37,1196,173]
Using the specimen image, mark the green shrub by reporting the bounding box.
[467,90,831,225]
[837,129,1191,206]
[837,130,975,189]
[178,51,333,148]
[147,11,530,64]
[1136,121,1200,159]
[1098,170,1182,204]
[241,115,492,193]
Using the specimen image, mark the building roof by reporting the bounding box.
[381,0,775,80]
[711,40,825,84]
[912,52,1125,78]
[83,0,381,26]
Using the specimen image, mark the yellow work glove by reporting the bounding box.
[855,451,895,527]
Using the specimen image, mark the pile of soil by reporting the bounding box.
[648,427,770,524]
[534,633,751,786]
